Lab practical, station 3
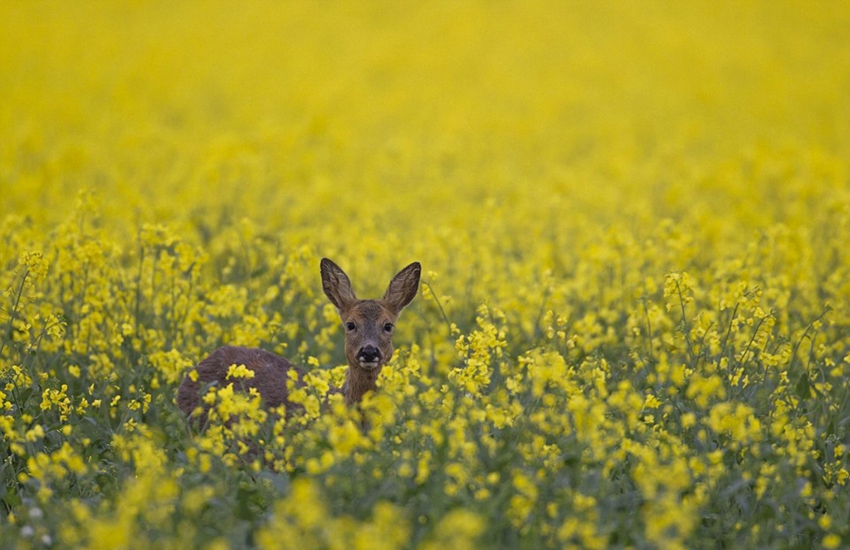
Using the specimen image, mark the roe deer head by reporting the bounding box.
[176,259,421,422]
[321,258,421,405]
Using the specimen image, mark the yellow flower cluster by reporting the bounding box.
[2,0,850,548]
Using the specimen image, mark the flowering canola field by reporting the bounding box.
[2,1,850,548]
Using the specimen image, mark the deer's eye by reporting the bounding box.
[345,322,356,331]
[383,322,394,333]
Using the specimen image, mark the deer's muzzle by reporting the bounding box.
[357,344,382,369]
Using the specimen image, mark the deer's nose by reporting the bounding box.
[358,345,381,363]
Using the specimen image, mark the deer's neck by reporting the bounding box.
[341,364,380,405]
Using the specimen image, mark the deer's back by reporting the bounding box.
[177,345,306,418]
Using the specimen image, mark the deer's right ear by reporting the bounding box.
[321,258,357,311]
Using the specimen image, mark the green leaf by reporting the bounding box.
[794,372,812,400]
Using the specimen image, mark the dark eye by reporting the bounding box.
[345,322,356,331]
[383,322,394,333]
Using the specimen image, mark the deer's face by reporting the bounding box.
[339,300,398,371]
[321,258,421,372]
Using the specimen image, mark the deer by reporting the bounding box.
[176,258,421,425]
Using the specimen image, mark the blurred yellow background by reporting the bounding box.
[3,1,848,238]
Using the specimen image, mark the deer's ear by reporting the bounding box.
[321,258,357,311]
[383,262,421,315]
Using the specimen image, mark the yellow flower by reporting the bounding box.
[226,363,256,379]
[823,534,842,550]
[25,424,44,442]
[420,509,485,550]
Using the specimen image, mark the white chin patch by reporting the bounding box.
[359,360,380,370]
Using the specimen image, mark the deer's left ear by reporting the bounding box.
[382,262,421,315]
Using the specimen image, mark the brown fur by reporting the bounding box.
[176,345,306,423]
[176,259,421,422]
[340,356,383,406]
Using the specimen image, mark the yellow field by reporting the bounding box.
[2,1,850,548]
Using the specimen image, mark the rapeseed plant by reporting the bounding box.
[3,0,850,548]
